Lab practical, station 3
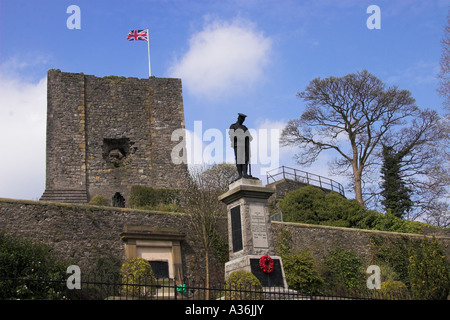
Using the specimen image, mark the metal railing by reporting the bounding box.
[0,272,413,300]
[266,166,345,196]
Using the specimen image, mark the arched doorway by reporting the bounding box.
[112,192,125,208]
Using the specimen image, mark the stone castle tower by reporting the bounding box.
[40,69,189,207]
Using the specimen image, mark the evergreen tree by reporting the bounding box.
[380,145,413,218]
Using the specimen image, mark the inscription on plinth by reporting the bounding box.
[221,178,291,289]
[250,204,268,249]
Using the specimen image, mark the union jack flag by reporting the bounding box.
[126,29,148,41]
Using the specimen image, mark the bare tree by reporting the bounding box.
[199,163,238,192]
[182,164,231,298]
[379,109,448,224]
[431,12,450,227]
[280,70,419,205]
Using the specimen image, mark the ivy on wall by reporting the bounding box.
[275,227,450,299]
[369,235,450,299]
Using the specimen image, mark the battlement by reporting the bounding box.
[41,69,189,207]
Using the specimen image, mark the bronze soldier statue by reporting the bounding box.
[229,113,255,179]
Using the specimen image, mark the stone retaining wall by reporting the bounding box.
[1,198,448,282]
[0,198,226,283]
[271,221,450,264]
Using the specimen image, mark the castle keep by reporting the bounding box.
[40,69,189,207]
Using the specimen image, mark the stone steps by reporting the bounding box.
[40,189,88,204]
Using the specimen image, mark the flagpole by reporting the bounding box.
[147,28,151,77]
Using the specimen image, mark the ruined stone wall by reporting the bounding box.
[41,70,189,206]
[44,71,87,195]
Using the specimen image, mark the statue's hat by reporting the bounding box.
[238,113,247,118]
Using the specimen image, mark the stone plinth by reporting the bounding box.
[219,178,288,289]
[224,254,288,289]
[218,178,275,260]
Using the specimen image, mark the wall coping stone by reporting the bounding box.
[0,197,185,217]
[272,220,450,240]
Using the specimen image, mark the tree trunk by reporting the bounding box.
[205,249,210,300]
[203,221,210,300]
[354,168,364,205]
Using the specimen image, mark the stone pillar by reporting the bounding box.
[219,178,288,289]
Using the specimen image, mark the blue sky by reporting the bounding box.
[0,0,448,201]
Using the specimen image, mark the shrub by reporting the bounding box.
[379,280,410,299]
[129,185,181,211]
[369,235,418,288]
[88,195,109,206]
[377,262,401,283]
[78,254,124,300]
[225,270,263,300]
[279,185,431,234]
[279,185,326,224]
[323,192,363,227]
[360,209,424,234]
[0,231,71,299]
[282,249,324,292]
[322,245,365,291]
[92,254,122,276]
[151,202,183,213]
[408,237,450,300]
[120,257,155,298]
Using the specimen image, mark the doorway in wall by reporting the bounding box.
[112,192,125,208]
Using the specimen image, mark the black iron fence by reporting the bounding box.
[0,273,413,300]
[266,166,345,196]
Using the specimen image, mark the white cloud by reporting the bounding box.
[2,54,50,74]
[386,61,440,86]
[0,74,47,200]
[168,17,272,99]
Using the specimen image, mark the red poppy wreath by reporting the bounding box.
[259,255,274,274]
